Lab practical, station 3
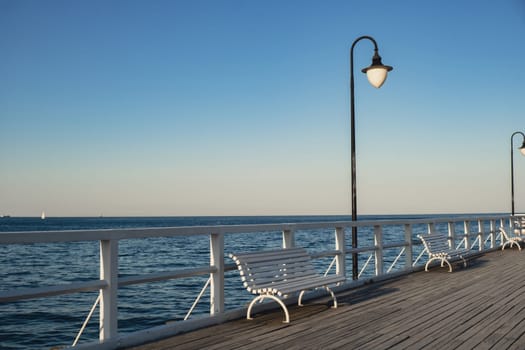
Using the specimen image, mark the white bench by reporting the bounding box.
[417,233,473,272]
[513,217,525,235]
[229,247,345,323]
[499,227,524,251]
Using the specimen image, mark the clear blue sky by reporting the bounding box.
[1,0,525,217]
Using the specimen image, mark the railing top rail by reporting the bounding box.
[0,214,509,245]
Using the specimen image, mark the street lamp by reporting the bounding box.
[510,131,525,216]
[350,36,393,280]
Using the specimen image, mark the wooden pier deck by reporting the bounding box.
[128,249,525,349]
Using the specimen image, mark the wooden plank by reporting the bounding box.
[126,249,525,350]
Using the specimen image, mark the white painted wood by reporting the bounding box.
[499,227,524,250]
[464,220,471,249]
[404,224,413,269]
[447,221,456,248]
[210,233,224,315]
[335,227,346,276]
[0,215,514,245]
[229,248,345,322]
[477,220,484,251]
[0,280,107,302]
[282,229,295,248]
[489,219,496,248]
[374,225,384,276]
[417,233,472,272]
[100,239,118,341]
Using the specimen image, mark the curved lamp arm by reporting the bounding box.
[351,36,393,89]
[510,131,525,216]
[512,131,525,156]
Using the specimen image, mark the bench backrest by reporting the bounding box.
[499,226,522,240]
[499,227,512,240]
[418,233,451,254]
[229,248,318,292]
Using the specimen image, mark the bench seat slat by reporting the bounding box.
[251,273,323,290]
[240,261,315,276]
[239,253,311,262]
[241,270,317,283]
[256,275,346,295]
[241,269,317,283]
[238,257,312,271]
[232,248,308,262]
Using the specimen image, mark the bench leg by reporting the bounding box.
[325,286,338,309]
[425,257,452,272]
[247,294,290,323]
[298,290,306,306]
[425,257,439,271]
[502,240,522,251]
[298,287,338,309]
[442,258,452,272]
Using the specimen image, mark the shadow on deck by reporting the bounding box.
[126,249,525,350]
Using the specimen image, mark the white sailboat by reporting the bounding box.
[41,211,46,220]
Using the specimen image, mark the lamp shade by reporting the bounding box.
[361,52,393,88]
[519,141,525,156]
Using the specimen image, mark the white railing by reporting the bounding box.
[0,214,521,349]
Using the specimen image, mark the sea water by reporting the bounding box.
[0,214,449,349]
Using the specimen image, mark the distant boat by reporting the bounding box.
[41,211,46,220]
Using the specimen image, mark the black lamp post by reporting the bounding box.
[350,36,393,280]
[510,131,525,216]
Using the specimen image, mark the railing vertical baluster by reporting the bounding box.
[404,224,413,270]
[210,232,224,316]
[464,220,471,249]
[374,225,383,276]
[448,221,456,249]
[282,229,295,248]
[489,219,496,248]
[477,219,484,251]
[99,239,118,342]
[335,227,346,276]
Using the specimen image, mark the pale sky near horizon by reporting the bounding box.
[1,0,525,217]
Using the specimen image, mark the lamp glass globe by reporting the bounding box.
[366,67,388,88]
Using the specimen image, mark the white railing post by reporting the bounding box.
[374,225,383,276]
[427,222,435,234]
[404,224,413,270]
[99,239,118,342]
[210,232,224,316]
[447,221,456,246]
[335,227,346,276]
[464,220,471,249]
[282,229,295,248]
[477,220,484,251]
[489,219,496,248]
